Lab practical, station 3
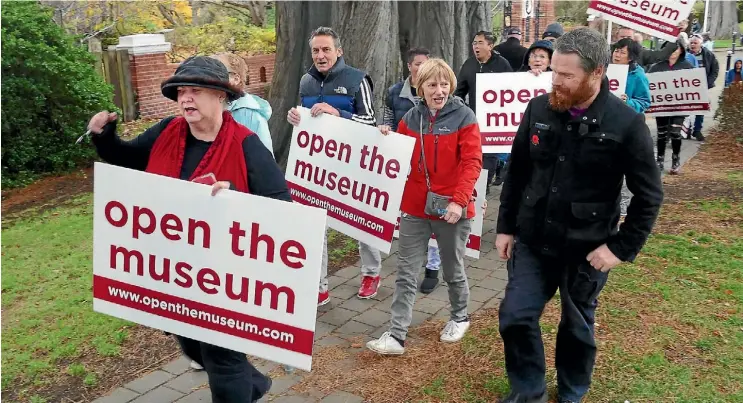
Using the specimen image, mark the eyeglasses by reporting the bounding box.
[472,41,488,46]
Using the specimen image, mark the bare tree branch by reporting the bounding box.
[200,0,266,26]
[80,19,118,44]
[157,4,180,26]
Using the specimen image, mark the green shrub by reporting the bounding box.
[1,2,116,187]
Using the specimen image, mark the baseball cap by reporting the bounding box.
[507,27,522,36]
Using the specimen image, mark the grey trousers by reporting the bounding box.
[389,213,472,340]
[319,228,381,293]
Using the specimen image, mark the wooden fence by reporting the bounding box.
[91,43,137,122]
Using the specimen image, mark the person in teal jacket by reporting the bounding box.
[611,38,651,113]
[228,93,274,156]
[211,53,274,156]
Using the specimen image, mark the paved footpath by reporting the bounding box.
[93,57,728,402]
[93,189,508,403]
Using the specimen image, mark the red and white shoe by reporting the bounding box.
[318,291,330,306]
[358,275,380,299]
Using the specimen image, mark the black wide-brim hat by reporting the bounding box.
[161,56,245,102]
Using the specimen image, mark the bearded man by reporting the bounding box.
[494,28,663,403]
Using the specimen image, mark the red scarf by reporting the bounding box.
[145,111,250,193]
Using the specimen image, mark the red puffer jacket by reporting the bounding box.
[397,96,483,219]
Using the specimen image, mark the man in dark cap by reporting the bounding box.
[496,27,528,71]
[542,22,564,43]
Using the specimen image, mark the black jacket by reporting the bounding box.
[648,44,694,73]
[689,47,720,88]
[93,117,292,201]
[497,78,663,262]
[454,50,513,114]
[638,44,677,71]
[494,38,528,71]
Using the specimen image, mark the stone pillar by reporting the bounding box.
[117,34,179,119]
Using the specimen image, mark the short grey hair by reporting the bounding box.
[309,26,341,49]
[555,27,610,73]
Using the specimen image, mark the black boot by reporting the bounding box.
[656,155,665,172]
[499,391,548,403]
[670,153,681,175]
[693,130,705,141]
[420,268,439,293]
[493,162,502,186]
[494,161,507,186]
[656,138,666,172]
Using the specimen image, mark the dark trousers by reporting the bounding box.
[484,154,499,184]
[693,115,704,132]
[177,336,270,403]
[498,241,609,401]
[656,116,685,157]
[484,154,508,184]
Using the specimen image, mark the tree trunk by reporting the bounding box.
[708,0,739,39]
[397,1,491,79]
[267,1,332,168]
[332,1,400,123]
[244,0,267,27]
[268,0,491,167]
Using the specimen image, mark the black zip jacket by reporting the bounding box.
[494,38,528,71]
[454,50,513,114]
[497,78,663,262]
[647,44,694,73]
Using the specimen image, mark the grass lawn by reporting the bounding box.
[0,182,358,402]
[291,88,743,402]
[1,196,133,398]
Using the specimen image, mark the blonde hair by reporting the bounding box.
[414,58,457,98]
[210,52,248,88]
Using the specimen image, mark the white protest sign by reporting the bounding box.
[476,65,628,153]
[93,163,326,371]
[645,68,710,116]
[607,64,629,99]
[285,107,415,254]
[393,169,488,259]
[587,0,694,42]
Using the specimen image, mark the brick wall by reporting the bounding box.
[128,54,275,120]
[244,54,275,98]
[129,53,180,119]
[511,0,557,46]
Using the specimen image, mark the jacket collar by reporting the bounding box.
[308,56,347,82]
[475,50,500,66]
[414,95,466,121]
[550,77,611,125]
[399,77,418,103]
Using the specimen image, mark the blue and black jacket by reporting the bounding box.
[299,57,376,126]
[383,77,419,131]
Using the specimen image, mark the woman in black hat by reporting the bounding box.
[87,56,289,402]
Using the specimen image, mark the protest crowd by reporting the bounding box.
[87,5,734,402]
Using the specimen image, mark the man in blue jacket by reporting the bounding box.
[287,27,382,306]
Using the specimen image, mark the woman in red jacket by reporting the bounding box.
[367,58,483,355]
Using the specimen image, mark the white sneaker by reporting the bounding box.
[366,331,405,355]
[440,320,470,342]
[190,360,204,370]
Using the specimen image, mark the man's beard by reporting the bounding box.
[549,76,595,112]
